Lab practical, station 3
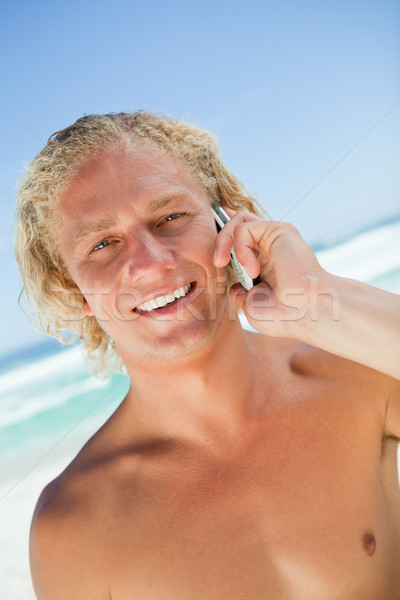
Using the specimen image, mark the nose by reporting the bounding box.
[123,228,177,283]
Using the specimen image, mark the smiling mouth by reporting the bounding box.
[135,282,195,312]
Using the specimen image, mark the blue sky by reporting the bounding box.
[1,0,399,357]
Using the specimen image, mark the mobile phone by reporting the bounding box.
[212,203,260,291]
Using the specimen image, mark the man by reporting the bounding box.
[16,112,400,599]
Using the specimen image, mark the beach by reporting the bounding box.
[0,350,129,599]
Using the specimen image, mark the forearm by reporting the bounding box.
[292,272,400,379]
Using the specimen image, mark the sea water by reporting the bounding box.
[0,217,399,598]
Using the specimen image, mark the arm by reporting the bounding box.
[214,208,400,380]
[293,271,400,380]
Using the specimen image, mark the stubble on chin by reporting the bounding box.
[119,291,230,364]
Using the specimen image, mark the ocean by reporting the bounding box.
[1,216,400,599]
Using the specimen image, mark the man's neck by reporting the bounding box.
[117,314,260,447]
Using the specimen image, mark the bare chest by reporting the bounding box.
[100,403,399,599]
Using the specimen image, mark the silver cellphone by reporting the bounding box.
[212,203,260,291]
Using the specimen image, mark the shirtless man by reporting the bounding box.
[15,112,400,599]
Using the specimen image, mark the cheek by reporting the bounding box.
[185,218,217,258]
[185,219,226,281]
[71,263,117,322]
[188,238,217,281]
[74,256,120,289]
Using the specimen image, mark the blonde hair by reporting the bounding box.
[15,112,263,376]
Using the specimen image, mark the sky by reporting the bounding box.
[0,0,399,357]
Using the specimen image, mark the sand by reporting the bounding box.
[0,429,92,599]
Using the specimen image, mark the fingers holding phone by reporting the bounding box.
[212,204,262,290]
[212,204,263,290]
[211,205,326,337]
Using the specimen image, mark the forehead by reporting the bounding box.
[59,140,203,215]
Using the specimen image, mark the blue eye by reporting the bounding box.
[165,213,181,222]
[93,239,110,251]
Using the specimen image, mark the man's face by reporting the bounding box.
[57,141,230,362]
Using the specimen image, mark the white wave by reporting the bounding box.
[0,376,109,428]
[316,220,400,285]
[0,346,86,396]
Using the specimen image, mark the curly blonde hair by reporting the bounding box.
[15,112,263,376]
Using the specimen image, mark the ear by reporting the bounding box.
[82,297,94,317]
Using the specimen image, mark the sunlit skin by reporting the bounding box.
[58,141,233,365]
[30,142,400,600]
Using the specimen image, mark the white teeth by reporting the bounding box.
[156,296,168,307]
[136,283,192,312]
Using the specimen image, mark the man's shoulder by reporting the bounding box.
[32,424,126,531]
[30,433,129,598]
[32,458,91,529]
[288,338,392,387]
[31,408,147,540]
[30,471,90,598]
[246,328,389,386]
[31,446,103,558]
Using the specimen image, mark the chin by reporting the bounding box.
[119,317,220,364]
[149,320,219,361]
[117,293,230,363]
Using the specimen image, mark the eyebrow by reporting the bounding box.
[73,193,190,247]
[147,193,188,214]
[74,217,118,247]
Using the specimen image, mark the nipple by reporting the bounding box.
[362,532,376,556]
